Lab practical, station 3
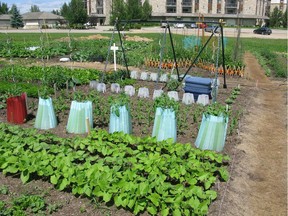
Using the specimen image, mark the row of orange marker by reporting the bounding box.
[143,58,245,77]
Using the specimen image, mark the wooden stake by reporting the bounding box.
[86,118,91,135]
[66,80,69,94]
[54,83,57,97]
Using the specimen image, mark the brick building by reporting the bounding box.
[86,0,271,26]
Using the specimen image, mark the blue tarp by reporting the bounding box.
[184,77,212,100]
[185,77,212,86]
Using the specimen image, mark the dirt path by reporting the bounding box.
[218,52,287,215]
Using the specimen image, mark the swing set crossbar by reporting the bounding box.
[113,19,227,89]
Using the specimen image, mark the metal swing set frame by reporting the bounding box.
[108,19,227,89]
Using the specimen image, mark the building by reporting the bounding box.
[0,12,65,29]
[22,12,65,29]
[87,0,270,26]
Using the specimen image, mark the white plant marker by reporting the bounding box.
[110,43,119,71]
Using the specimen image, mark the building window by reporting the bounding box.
[208,0,212,13]
[217,0,221,13]
[167,0,176,6]
[167,0,176,13]
[182,0,192,13]
[226,8,237,14]
[97,9,103,14]
[83,0,87,10]
[182,0,191,6]
[96,0,103,14]
[195,0,199,12]
[182,7,192,13]
[167,7,176,13]
[225,0,237,8]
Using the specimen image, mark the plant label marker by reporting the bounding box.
[110,43,119,71]
[54,83,57,97]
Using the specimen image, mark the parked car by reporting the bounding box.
[161,22,168,28]
[204,25,220,33]
[186,23,198,29]
[174,23,185,28]
[253,27,272,35]
[198,23,207,29]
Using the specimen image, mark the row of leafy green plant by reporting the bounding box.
[251,50,287,77]
[0,123,229,215]
[0,65,101,89]
[0,33,246,70]
[0,186,62,215]
[241,38,287,78]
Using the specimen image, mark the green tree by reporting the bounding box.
[282,9,287,28]
[62,0,88,26]
[51,9,60,15]
[141,0,152,20]
[269,6,283,27]
[110,0,126,24]
[10,4,23,29]
[0,2,9,14]
[110,0,152,24]
[30,5,40,12]
[126,0,142,20]
[60,3,70,17]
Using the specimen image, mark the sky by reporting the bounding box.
[4,0,70,14]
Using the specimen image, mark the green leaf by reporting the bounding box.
[33,143,42,152]
[4,166,19,174]
[173,208,181,216]
[133,201,145,215]
[179,165,186,175]
[1,162,8,169]
[84,184,92,197]
[127,198,136,209]
[184,209,190,216]
[103,192,112,202]
[206,190,217,200]
[87,145,95,153]
[20,169,30,183]
[147,193,160,207]
[138,182,149,196]
[187,196,200,210]
[219,167,229,181]
[147,204,157,215]
[50,175,58,185]
[59,178,69,191]
[161,205,169,216]
[114,195,122,207]
[6,156,18,163]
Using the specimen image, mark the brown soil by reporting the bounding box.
[209,52,287,216]
[56,34,153,42]
[0,52,287,215]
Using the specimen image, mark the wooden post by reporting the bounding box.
[54,83,57,97]
[86,118,91,135]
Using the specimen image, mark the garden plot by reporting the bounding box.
[0,59,250,215]
[0,30,254,215]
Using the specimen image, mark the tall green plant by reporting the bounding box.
[153,94,179,112]
[282,9,287,28]
[269,6,283,27]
